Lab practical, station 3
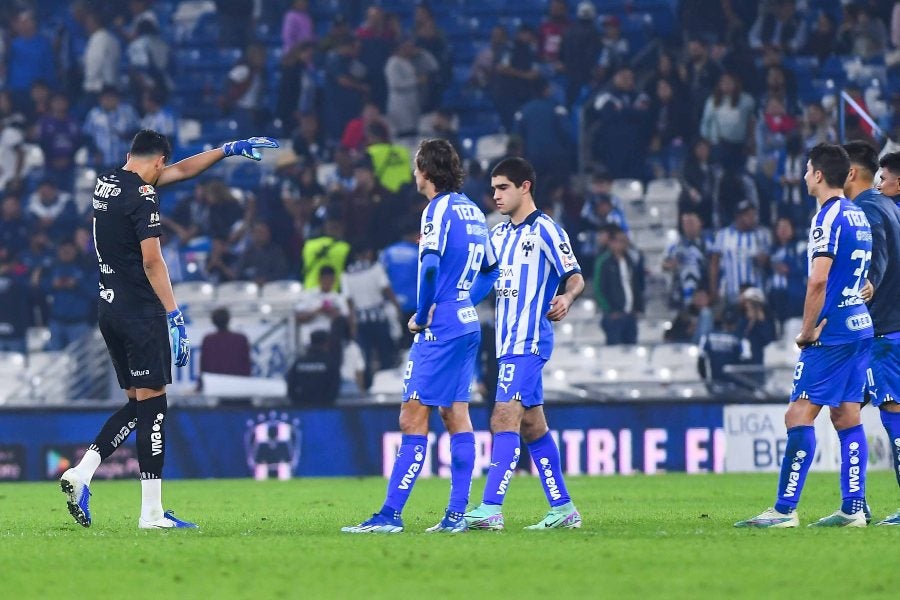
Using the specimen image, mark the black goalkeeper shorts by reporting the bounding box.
[99,310,172,390]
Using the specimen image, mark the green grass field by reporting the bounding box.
[1,472,899,599]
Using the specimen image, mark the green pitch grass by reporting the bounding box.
[1,472,899,599]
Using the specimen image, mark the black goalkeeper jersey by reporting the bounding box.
[92,168,165,318]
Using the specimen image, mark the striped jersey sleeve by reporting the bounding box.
[420,194,451,257]
[537,217,581,276]
[809,200,842,259]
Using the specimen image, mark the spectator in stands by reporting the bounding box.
[598,16,630,80]
[199,307,252,380]
[380,218,419,348]
[767,216,806,326]
[323,37,369,144]
[698,305,746,392]
[230,222,290,285]
[647,78,691,178]
[278,42,320,132]
[291,113,329,166]
[714,164,762,228]
[837,3,887,60]
[775,134,810,228]
[492,23,541,132]
[666,287,714,344]
[709,200,771,304]
[42,239,96,351]
[37,93,81,189]
[515,78,573,195]
[24,80,52,125]
[295,265,351,348]
[419,108,461,156]
[356,6,395,111]
[0,90,27,192]
[26,179,79,243]
[221,43,268,128]
[586,66,651,180]
[140,88,176,141]
[755,96,798,171]
[538,0,570,65]
[678,0,729,43]
[559,1,602,105]
[302,219,351,290]
[127,18,171,99]
[83,85,140,171]
[804,11,837,62]
[700,72,755,170]
[166,179,245,246]
[801,101,837,150]
[683,37,722,127]
[759,65,799,118]
[286,329,341,406]
[328,315,365,396]
[0,194,28,254]
[594,226,644,345]
[749,0,807,55]
[413,4,450,112]
[341,102,388,154]
[324,147,357,193]
[0,243,30,353]
[663,211,712,309]
[282,0,314,54]
[385,38,426,137]
[81,9,122,102]
[366,121,412,193]
[578,189,628,272]
[117,0,159,42]
[6,10,55,107]
[342,244,399,388]
[469,26,507,91]
[736,286,776,379]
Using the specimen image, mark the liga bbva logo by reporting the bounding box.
[244,412,302,480]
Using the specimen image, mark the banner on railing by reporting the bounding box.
[0,403,724,481]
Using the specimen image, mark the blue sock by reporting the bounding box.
[482,431,520,506]
[381,434,427,517]
[448,432,475,513]
[838,424,868,515]
[881,409,900,491]
[774,425,816,514]
[528,431,571,508]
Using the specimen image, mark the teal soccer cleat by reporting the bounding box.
[734,507,799,528]
[464,503,505,530]
[524,502,582,530]
[59,468,91,527]
[807,509,867,528]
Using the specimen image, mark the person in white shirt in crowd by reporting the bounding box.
[709,200,771,304]
[81,8,122,101]
[294,265,351,350]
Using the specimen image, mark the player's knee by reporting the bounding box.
[490,406,520,433]
[399,408,428,434]
[830,408,860,430]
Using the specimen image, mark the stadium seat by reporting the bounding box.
[177,119,202,145]
[645,177,682,203]
[173,281,216,314]
[369,368,404,398]
[260,280,304,310]
[611,179,644,203]
[475,133,509,164]
[26,327,51,353]
[216,281,260,302]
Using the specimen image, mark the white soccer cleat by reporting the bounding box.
[138,510,198,529]
[807,509,867,528]
[734,507,799,528]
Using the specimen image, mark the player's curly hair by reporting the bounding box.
[415,139,464,192]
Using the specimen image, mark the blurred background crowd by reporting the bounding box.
[0,0,898,402]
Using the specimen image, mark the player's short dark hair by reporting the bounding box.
[416,138,464,192]
[808,143,850,188]
[130,129,171,161]
[879,151,900,174]
[211,307,230,331]
[491,157,536,192]
[843,140,879,176]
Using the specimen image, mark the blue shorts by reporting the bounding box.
[496,354,547,408]
[867,335,900,407]
[790,338,873,407]
[402,331,480,407]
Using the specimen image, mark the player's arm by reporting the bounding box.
[469,232,499,305]
[795,255,831,348]
[140,237,177,312]
[540,222,584,321]
[410,252,440,331]
[155,137,279,187]
[708,251,721,300]
[547,272,585,322]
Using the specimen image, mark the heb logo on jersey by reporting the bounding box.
[845,313,872,331]
[457,306,478,324]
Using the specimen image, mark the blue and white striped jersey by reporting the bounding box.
[712,225,771,301]
[807,196,874,345]
[418,192,495,341]
[489,211,581,359]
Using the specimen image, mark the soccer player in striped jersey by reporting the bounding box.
[708,201,771,303]
[736,143,874,529]
[464,157,585,530]
[342,139,495,534]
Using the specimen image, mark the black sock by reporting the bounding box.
[90,398,137,460]
[136,394,167,480]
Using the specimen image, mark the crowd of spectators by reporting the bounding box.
[1,0,899,399]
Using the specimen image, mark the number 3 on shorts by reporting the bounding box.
[793,362,804,381]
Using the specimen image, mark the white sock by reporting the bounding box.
[73,449,102,485]
[140,479,164,522]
